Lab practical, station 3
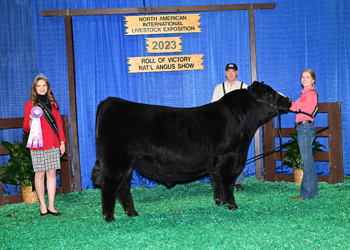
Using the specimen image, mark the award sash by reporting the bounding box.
[37,100,60,142]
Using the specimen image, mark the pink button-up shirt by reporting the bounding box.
[289,86,317,123]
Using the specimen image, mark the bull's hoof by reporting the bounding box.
[165,181,175,188]
[105,216,115,222]
[214,198,224,206]
[125,210,139,217]
[226,204,238,211]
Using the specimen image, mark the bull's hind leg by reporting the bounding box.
[219,158,241,211]
[101,175,119,222]
[101,154,134,222]
[117,167,139,217]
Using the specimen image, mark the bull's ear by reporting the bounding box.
[248,81,258,91]
[248,81,261,97]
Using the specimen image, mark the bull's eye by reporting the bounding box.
[265,93,274,102]
[263,91,273,100]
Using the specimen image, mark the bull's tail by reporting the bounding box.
[92,158,103,186]
[91,99,108,186]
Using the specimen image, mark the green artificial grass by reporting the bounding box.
[1,177,350,249]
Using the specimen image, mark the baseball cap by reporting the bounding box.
[225,63,238,71]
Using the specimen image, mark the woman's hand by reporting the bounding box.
[29,114,33,128]
[60,142,66,157]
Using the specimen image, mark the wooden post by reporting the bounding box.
[327,102,343,183]
[249,9,262,180]
[64,16,82,191]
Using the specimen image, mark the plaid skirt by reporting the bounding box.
[30,147,61,172]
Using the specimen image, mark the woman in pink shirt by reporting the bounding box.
[289,69,318,200]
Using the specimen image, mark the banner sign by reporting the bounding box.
[127,54,204,73]
[125,14,201,35]
[146,37,182,53]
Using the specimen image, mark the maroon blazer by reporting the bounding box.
[23,100,66,151]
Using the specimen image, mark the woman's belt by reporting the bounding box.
[295,120,313,127]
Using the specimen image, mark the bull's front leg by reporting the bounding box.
[219,160,239,211]
[209,173,224,206]
[223,182,238,211]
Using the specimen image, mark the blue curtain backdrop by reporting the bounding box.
[1,0,349,194]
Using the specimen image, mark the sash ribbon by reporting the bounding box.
[27,107,44,148]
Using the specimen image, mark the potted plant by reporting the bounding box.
[282,133,325,185]
[0,134,39,204]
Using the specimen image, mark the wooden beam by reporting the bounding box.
[0,117,23,129]
[65,16,82,192]
[41,4,276,17]
[249,10,258,82]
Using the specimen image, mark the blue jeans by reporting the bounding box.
[296,123,318,199]
[235,168,244,185]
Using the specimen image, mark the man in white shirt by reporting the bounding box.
[211,63,248,191]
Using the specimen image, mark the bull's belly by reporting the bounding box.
[133,157,208,183]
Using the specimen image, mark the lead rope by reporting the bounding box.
[277,112,283,164]
[246,126,329,162]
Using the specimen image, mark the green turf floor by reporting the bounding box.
[1,176,349,249]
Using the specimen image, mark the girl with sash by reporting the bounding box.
[23,74,66,216]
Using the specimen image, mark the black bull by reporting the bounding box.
[92,81,292,222]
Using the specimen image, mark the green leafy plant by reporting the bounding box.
[282,133,326,169]
[0,134,35,190]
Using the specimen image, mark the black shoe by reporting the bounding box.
[40,211,50,216]
[235,184,244,191]
[48,209,62,216]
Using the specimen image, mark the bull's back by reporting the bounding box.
[95,97,229,180]
[97,97,222,146]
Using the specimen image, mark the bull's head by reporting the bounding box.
[248,81,292,112]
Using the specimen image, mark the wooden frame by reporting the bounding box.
[262,102,343,184]
[0,115,74,206]
[40,3,277,188]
